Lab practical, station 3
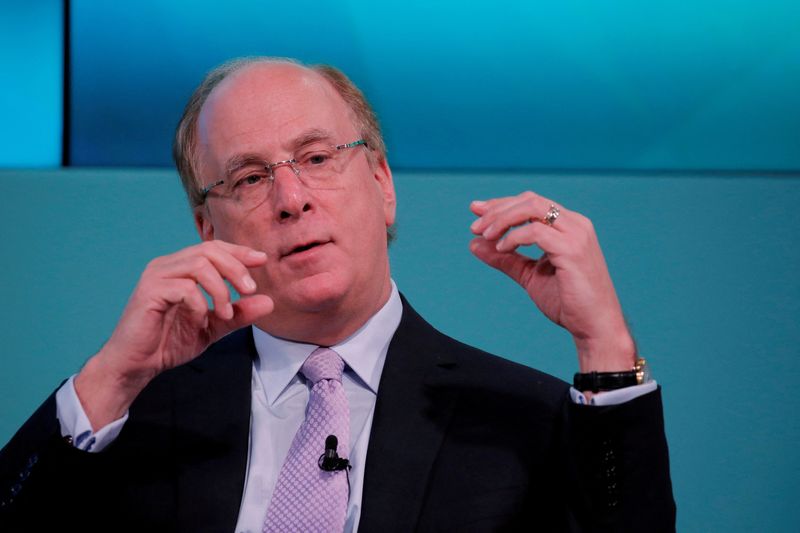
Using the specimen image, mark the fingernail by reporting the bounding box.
[225,303,234,319]
[470,219,481,231]
[472,200,486,206]
[483,225,494,238]
[496,239,505,252]
[242,276,256,291]
[248,250,267,260]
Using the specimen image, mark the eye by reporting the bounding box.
[299,149,334,166]
[308,153,329,165]
[233,173,267,189]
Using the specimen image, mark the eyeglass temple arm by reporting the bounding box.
[336,139,368,150]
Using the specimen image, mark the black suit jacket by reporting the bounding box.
[0,299,675,532]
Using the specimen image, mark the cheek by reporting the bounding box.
[213,208,268,245]
[211,222,243,245]
[349,181,390,226]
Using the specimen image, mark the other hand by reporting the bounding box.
[469,191,635,372]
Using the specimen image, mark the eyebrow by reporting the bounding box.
[291,128,335,150]
[223,128,337,177]
[225,155,268,177]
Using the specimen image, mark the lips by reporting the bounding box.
[281,239,331,258]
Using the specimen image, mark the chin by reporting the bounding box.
[279,271,352,314]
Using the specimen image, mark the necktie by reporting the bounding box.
[263,347,350,532]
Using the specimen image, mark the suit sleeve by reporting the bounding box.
[564,386,676,532]
[0,391,124,532]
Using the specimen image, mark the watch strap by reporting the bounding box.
[573,370,638,393]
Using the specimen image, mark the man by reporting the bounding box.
[0,57,675,531]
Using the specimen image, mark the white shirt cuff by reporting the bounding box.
[570,380,658,406]
[55,375,128,452]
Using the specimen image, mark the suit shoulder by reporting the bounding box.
[397,298,569,407]
[441,331,569,401]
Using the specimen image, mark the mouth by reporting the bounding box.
[281,239,331,258]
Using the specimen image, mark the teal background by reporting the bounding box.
[2,0,800,531]
[1,169,799,531]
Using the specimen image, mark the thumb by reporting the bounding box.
[470,237,536,287]
[210,294,274,340]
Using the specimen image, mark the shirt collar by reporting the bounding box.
[252,281,402,406]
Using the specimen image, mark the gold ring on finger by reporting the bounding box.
[543,204,560,226]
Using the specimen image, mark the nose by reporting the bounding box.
[270,163,312,221]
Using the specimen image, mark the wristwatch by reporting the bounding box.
[573,357,651,393]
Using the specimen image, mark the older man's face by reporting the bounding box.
[194,63,396,340]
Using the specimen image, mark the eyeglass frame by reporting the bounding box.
[199,139,369,203]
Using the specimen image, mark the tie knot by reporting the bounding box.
[301,347,344,383]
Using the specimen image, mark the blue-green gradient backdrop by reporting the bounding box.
[0,0,62,167]
[1,2,800,532]
[66,0,800,170]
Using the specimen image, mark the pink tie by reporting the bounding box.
[263,347,350,532]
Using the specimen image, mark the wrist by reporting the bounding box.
[574,328,636,373]
[74,350,152,431]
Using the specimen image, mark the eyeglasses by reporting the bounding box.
[201,139,368,207]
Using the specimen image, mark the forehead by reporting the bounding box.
[196,63,356,167]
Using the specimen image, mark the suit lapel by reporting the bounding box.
[172,328,255,533]
[165,303,459,531]
[359,299,459,532]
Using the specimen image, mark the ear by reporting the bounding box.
[194,205,215,241]
[373,157,396,227]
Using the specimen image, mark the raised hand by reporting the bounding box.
[469,191,635,372]
[74,241,274,429]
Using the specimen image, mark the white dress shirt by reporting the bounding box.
[55,280,655,532]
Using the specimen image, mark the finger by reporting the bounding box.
[470,200,488,216]
[152,254,234,320]
[154,249,258,307]
[209,294,274,340]
[470,197,512,216]
[157,240,266,269]
[469,237,538,288]
[480,195,567,241]
[190,258,237,320]
[471,191,564,237]
[470,194,521,215]
[205,240,268,268]
[157,253,245,320]
[172,281,214,330]
[149,244,265,321]
[197,242,261,296]
[143,278,210,326]
[111,279,211,370]
[469,196,524,232]
[495,220,567,254]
